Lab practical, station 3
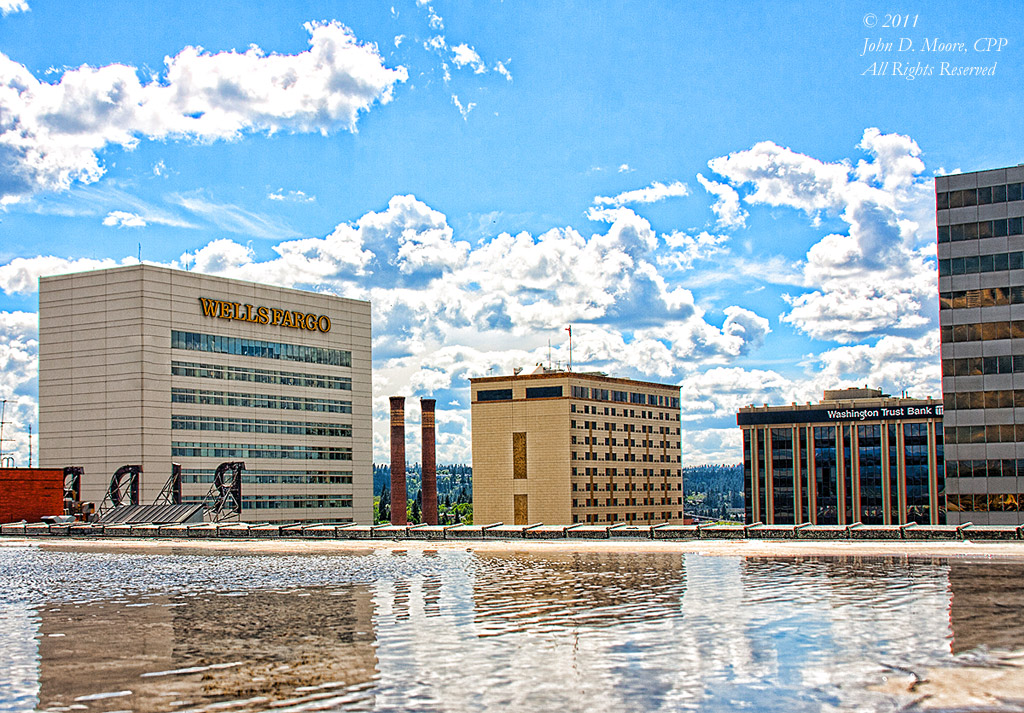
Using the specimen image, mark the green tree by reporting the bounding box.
[376,482,390,524]
[410,489,421,524]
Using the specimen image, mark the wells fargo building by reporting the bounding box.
[471,369,683,526]
[737,388,945,526]
[38,265,372,523]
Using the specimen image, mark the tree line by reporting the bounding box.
[371,462,744,524]
[683,464,744,521]
[373,463,473,525]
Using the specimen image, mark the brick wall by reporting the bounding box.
[0,468,64,522]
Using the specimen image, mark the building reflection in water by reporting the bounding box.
[18,547,1024,713]
[36,585,378,712]
[948,560,1024,653]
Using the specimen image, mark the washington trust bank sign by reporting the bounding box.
[198,297,333,333]
[737,404,943,426]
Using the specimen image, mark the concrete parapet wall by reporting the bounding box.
[4,521,1024,542]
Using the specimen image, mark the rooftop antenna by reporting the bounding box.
[565,325,573,372]
[0,399,12,468]
[138,242,142,263]
[547,340,551,369]
[28,423,32,468]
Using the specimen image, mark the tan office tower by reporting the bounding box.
[937,165,1024,524]
[38,264,372,524]
[737,388,945,526]
[470,368,683,526]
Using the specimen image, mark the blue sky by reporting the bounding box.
[0,0,1021,465]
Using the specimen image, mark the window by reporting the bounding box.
[477,388,512,401]
[526,386,563,399]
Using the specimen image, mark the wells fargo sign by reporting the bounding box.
[198,297,332,333]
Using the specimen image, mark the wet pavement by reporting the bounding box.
[4,540,1024,712]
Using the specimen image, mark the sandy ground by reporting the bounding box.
[6,535,1024,559]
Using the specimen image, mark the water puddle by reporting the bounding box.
[2,545,1024,712]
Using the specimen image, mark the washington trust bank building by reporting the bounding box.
[38,265,372,523]
[737,388,945,526]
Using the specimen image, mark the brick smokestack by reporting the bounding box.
[421,398,438,525]
[389,396,407,525]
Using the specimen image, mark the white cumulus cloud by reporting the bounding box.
[0,311,40,468]
[696,173,747,228]
[707,128,936,343]
[0,255,129,294]
[450,44,486,73]
[0,21,408,205]
[0,0,28,15]
[102,210,146,228]
[593,180,689,207]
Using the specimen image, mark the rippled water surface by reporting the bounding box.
[3,543,1024,712]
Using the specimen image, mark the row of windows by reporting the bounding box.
[171,361,352,390]
[575,419,631,430]
[937,182,1024,209]
[939,286,1024,310]
[571,413,681,428]
[171,388,352,413]
[572,436,677,448]
[572,512,684,523]
[938,251,1024,277]
[573,452,679,462]
[171,330,351,367]
[948,492,1024,512]
[171,441,353,460]
[945,424,1024,444]
[936,217,1024,243]
[574,497,682,507]
[183,468,351,477]
[939,321,1024,344]
[572,467,683,478]
[183,495,353,509]
[183,472,353,485]
[572,481,681,491]
[944,389,1024,411]
[171,414,352,438]
[574,404,678,422]
[570,385,680,408]
[747,423,932,443]
[941,351,1018,376]
[946,459,1023,478]
[476,386,569,400]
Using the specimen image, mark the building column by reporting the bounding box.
[881,426,892,526]
[927,419,939,525]
[807,428,817,525]
[792,426,801,525]
[390,396,407,526]
[421,398,438,525]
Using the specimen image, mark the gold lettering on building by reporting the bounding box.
[197,297,332,333]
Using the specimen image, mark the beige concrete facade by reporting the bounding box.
[471,369,683,526]
[38,264,372,523]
